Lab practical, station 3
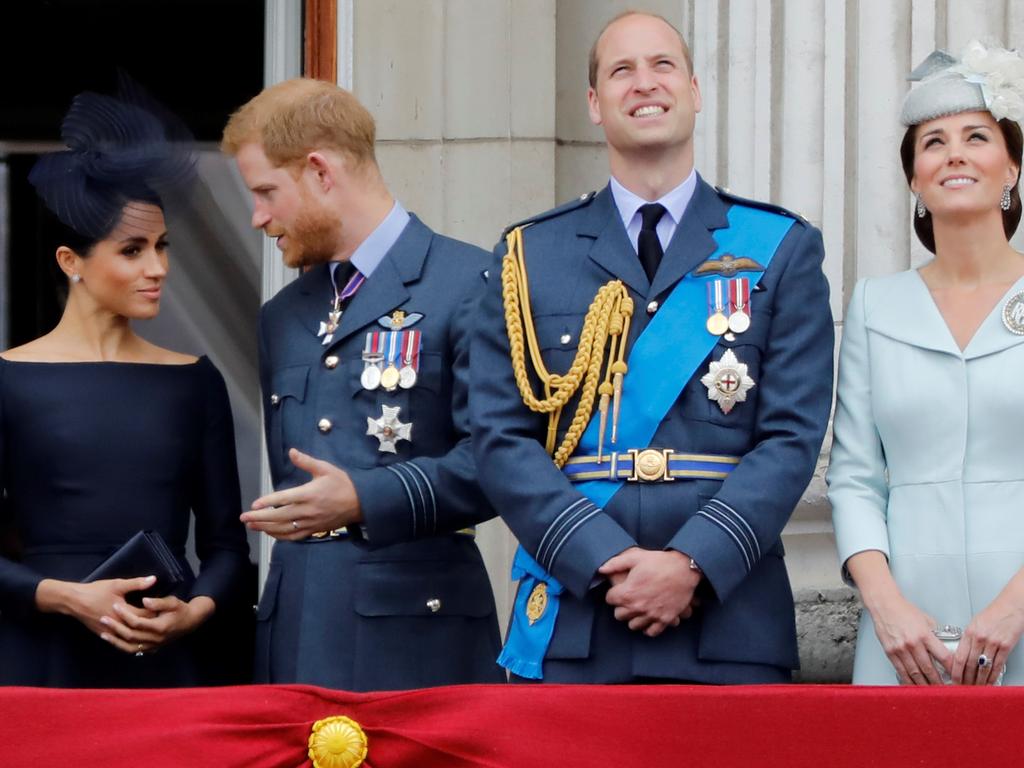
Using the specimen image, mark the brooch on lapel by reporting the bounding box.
[1002,291,1024,335]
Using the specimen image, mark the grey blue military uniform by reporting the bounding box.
[255,212,503,690]
[471,176,834,683]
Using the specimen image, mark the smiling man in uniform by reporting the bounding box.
[471,11,834,684]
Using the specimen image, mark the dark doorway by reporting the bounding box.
[0,0,264,344]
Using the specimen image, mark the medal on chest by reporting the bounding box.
[362,311,424,391]
[701,348,755,414]
[316,268,365,346]
[366,404,413,453]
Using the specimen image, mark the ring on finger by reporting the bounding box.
[291,520,299,531]
[135,643,144,658]
[978,653,993,669]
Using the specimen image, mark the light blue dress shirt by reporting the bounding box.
[609,169,697,254]
[330,200,411,281]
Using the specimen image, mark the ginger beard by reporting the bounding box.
[279,188,342,269]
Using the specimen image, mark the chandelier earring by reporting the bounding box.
[915,193,927,218]
[1001,184,1013,212]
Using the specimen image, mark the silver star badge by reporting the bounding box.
[366,405,413,453]
[701,349,755,414]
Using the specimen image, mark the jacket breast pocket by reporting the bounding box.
[678,307,772,430]
[534,313,585,375]
[268,365,309,469]
[353,559,494,618]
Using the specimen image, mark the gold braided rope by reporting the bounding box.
[502,226,633,468]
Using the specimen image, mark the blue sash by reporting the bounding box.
[498,204,796,679]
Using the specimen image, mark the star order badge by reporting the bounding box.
[701,349,755,414]
[366,404,412,453]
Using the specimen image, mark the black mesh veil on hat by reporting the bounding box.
[28,75,196,241]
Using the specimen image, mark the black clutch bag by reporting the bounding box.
[84,530,186,607]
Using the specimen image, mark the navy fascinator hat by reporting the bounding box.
[28,77,196,241]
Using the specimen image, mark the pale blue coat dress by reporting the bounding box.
[829,270,1024,685]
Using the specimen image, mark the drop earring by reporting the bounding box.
[1001,184,1012,212]
[915,193,927,218]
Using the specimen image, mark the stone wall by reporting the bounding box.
[260,0,1024,680]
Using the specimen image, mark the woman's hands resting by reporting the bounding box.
[847,550,952,684]
[35,576,215,654]
[952,581,1024,685]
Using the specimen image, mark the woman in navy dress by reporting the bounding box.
[0,89,250,687]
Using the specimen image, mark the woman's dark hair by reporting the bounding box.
[28,79,192,266]
[41,192,163,259]
[900,117,1024,253]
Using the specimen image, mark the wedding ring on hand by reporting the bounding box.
[978,653,993,669]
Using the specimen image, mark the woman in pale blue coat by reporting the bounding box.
[829,41,1024,686]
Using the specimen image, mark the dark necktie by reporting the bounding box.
[637,203,667,283]
[331,261,357,309]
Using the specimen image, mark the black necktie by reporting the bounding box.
[331,261,356,307]
[637,203,667,283]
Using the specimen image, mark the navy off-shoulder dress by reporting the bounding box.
[0,356,250,687]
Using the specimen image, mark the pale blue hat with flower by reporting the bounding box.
[901,40,1024,126]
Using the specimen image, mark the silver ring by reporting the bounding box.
[978,653,993,669]
[292,520,299,530]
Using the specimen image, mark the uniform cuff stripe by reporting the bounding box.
[392,463,428,534]
[537,498,590,566]
[403,461,437,532]
[385,465,418,537]
[539,502,597,570]
[705,498,760,559]
[696,508,753,571]
[547,508,601,570]
[700,504,755,565]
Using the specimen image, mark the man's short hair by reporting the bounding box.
[588,10,694,88]
[221,78,376,167]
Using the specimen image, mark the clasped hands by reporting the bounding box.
[599,546,702,637]
[872,592,1024,685]
[36,576,214,655]
[240,448,363,540]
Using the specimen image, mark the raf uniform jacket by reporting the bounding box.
[471,176,834,683]
[256,214,504,691]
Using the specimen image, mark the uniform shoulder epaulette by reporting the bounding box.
[714,186,810,226]
[501,191,598,238]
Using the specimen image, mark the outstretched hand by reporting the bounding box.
[240,448,363,540]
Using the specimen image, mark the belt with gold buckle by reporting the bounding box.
[562,449,740,483]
